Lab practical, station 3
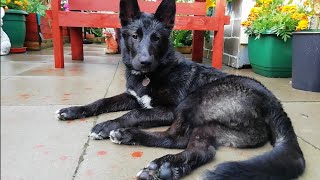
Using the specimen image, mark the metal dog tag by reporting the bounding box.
[142,77,150,86]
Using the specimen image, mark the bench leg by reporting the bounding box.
[192,30,204,63]
[53,26,64,68]
[70,27,84,61]
[212,30,223,69]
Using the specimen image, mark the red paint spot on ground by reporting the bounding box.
[64,93,71,96]
[85,169,94,176]
[33,144,44,149]
[131,151,143,158]
[59,155,69,160]
[96,151,107,156]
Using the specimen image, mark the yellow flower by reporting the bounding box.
[296,19,309,30]
[7,0,11,3]
[281,5,297,14]
[292,13,308,20]
[241,21,252,27]
[259,0,273,5]
[250,7,262,15]
[206,0,216,10]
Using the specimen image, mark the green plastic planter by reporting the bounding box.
[2,9,28,48]
[248,34,292,78]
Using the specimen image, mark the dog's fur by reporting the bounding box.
[56,0,305,179]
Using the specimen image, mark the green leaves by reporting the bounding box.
[26,0,48,16]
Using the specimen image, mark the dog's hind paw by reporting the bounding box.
[109,128,137,145]
[90,121,120,140]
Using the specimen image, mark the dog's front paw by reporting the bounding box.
[109,128,137,145]
[89,121,120,140]
[56,106,89,120]
[137,162,179,180]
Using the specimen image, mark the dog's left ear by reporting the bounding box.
[119,0,141,26]
[154,0,176,29]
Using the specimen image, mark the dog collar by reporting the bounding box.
[142,76,150,86]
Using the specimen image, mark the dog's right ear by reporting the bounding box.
[119,0,141,26]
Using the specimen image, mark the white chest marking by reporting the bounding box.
[128,89,153,109]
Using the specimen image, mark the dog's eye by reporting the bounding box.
[151,34,160,42]
[132,34,138,39]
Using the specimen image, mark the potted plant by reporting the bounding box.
[292,0,320,92]
[241,0,313,77]
[83,27,104,43]
[170,30,193,54]
[1,0,28,53]
[24,0,48,50]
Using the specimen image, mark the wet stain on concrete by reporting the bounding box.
[131,151,143,158]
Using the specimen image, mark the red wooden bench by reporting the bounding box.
[51,0,230,69]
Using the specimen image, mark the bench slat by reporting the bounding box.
[68,0,206,16]
[58,12,229,31]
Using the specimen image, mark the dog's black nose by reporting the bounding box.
[139,56,152,66]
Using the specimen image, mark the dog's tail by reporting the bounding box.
[203,110,305,180]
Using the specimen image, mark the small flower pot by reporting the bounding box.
[292,31,320,92]
[175,46,192,54]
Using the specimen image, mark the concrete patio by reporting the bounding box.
[1,44,320,180]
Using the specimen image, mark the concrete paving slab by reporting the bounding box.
[224,68,320,102]
[1,76,110,106]
[1,106,94,180]
[19,63,117,78]
[63,55,121,65]
[1,61,43,76]
[284,102,320,148]
[1,53,52,63]
[1,44,319,180]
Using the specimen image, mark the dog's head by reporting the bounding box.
[119,0,176,73]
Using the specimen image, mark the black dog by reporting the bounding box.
[56,0,305,179]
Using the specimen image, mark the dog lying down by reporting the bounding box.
[56,0,305,179]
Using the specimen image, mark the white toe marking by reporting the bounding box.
[109,130,121,144]
[89,132,102,140]
[55,109,62,119]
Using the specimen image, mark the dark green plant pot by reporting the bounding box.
[292,32,320,92]
[248,35,292,78]
[2,9,28,48]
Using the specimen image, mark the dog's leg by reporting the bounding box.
[56,93,139,120]
[107,112,190,147]
[136,126,216,180]
[90,107,175,140]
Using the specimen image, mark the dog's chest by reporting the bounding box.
[127,88,153,109]
[126,75,153,109]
